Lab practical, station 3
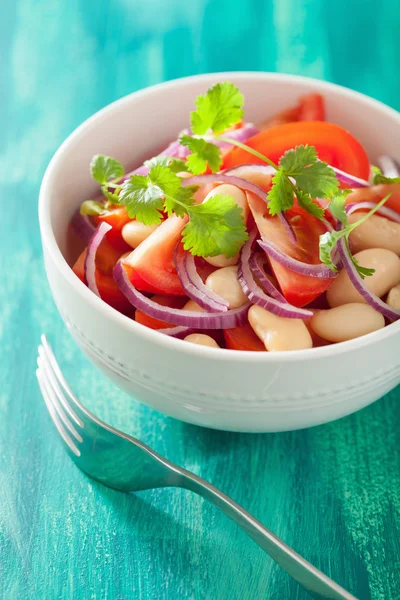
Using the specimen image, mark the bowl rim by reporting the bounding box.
[39,71,400,364]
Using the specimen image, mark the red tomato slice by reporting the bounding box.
[224,324,265,351]
[259,106,300,130]
[72,249,132,314]
[135,295,187,330]
[223,121,370,180]
[345,183,400,214]
[298,93,325,121]
[247,192,333,307]
[95,207,132,253]
[124,215,187,295]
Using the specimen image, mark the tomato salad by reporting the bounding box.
[71,83,400,352]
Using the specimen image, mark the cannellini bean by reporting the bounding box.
[387,284,400,309]
[205,266,248,308]
[184,333,220,348]
[203,184,249,267]
[310,303,385,343]
[232,171,272,190]
[348,213,400,255]
[248,305,313,351]
[122,220,160,249]
[183,299,204,312]
[327,248,400,307]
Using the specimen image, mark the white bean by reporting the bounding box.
[348,213,400,255]
[183,299,204,312]
[387,284,400,310]
[310,303,385,342]
[122,220,160,249]
[184,333,220,348]
[203,184,249,267]
[327,248,400,307]
[205,266,248,308]
[248,305,312,351]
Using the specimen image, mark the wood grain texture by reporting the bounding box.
[1,1,400,598]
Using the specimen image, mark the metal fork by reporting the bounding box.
[36,335,357,600]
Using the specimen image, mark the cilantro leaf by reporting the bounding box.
[180,134,222,174]
[144,155,189,173]
[119,175,164,224]
[280,145,339,199]
[267,169,294,215]
[327,190,351,224]
[90,155,124,184]
[101,186,121,204]
[372,165,400,185]
[182,194,248,257]
[296,191,324,219]
[163,186,197,218]
[80,200,105,216]
[190,82,244,135]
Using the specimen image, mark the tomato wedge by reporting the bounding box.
[224,324,265,351]
[223,121,370,180]
[345,183,400,214]
[94,207,132,253]
[298,93,325,121]
[72,249,132,314]
[124,215,187,295]
[247,192,333,307]
[135,295,187,330]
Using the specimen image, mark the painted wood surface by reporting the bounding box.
[1,1,400,598]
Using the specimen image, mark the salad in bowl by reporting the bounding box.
[71,82,400,353]
[40,73,400,431]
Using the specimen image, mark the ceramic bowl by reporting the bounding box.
[39,72,400,432]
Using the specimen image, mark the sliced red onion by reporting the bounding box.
[113,261,250,328]
[211,123,260,150]
[329,165,370,188]
[258,238,337,279]
[223,164,275,177]
[181,173,297,244]
[174,244,229,312]
[156,326,195,338]
[337,237,400,321]
[346,202,400,224]
[238,230,313,318]
[249,253,286,302]
[84,222,112,295]
[71,208,97,244]
[377,155,400,179]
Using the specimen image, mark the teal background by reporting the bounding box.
[1,1,400,599]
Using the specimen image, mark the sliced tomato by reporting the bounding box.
[345,183,400,214]
[72,249,132,314]
[124,215,187,295]
[72,236,122,276]
[247,192,333,307]
[298,93,325,121]
[94,207,132,253]
[223,121,370,180]
[224,324,265,351]
[259,106,300,130]
[135,295,187,330]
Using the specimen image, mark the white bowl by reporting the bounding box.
[39,72,400,432]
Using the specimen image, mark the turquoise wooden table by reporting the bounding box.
[1,1,400,599]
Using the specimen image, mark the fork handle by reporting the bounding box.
[179,472,357,600]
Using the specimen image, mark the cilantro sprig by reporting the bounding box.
[372,166,400,185]
[319,192,391,278]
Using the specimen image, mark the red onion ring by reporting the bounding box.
[249,253,286,302]
[329,165,370,188]
[156,326,195,338]
[113,261,251,328]
[174,244,229,312]
[181,172,297,244]
[346,202,400,224]
[212,124,260,150]
[84,222,112,295]
[238,230,313,318]
[337,237,400,322]
[257,238,337,279]
[71,208,97,244]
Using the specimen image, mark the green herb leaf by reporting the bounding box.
[180,134,222,174]
[190,82,244,135]
[163,186,197,218]
[327,190,352,225]
[80,200,105,216]
[182,194,248,257]
[296,191,325,219]
[90,155,125,184]
[144,155,189,173]
[280,145,339,199]
[101,186,121,204]
[267,169,294,215]
[371,165,400,185]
